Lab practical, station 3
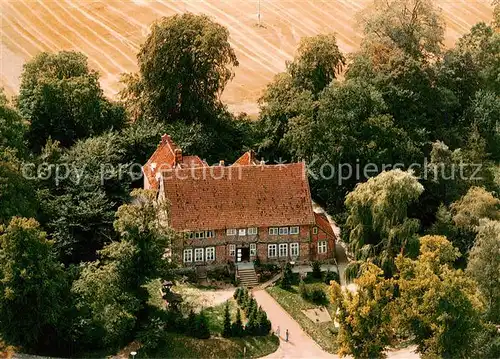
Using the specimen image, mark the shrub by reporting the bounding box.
[193,311,210,339]
[233,287,242,300]
[136,317,165,352]
[231,308,244,337]
[245,305,258,336]
[280,262,294,290]
[256,307,272,336]
[324,270,340,285]
[299,280,309,300]
[222,302,231,338]
[207,267,231,282]
[175,268,198,283]
[310,287,327,304]
[311,261,322,279]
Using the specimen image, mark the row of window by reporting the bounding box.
[226,227,258,236]
[187,231,214,239]
[267,243,300,258]
[189,226,318,239]
[183,247,215,263]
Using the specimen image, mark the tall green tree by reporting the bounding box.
[0,89,27,156]
[0,217,69,354]
[395,235,485,358]
[125,13,238,123]
[345,169,424,278]
[17,51,126,152]
[467,220,500,323]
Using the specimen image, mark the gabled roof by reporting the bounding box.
[143,134,206,188]
[232,150,259,166]
[314,212,335,238]
[161,162,315,231]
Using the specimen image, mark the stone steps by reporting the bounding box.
[238,267,259,288]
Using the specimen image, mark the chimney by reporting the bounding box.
[260,158,266,166]
[249,150,256,164]
[161,133,171,145]
[219,160,225,166]
[174,148,183,166]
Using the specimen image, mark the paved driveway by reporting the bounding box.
[253,289,419,359]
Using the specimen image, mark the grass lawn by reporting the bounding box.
[267,284,338,353]
[142,333,279,359]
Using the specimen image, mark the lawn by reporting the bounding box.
[267,284,338,353]
[143,333,279,359]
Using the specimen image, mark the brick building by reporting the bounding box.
[143,134,336,267]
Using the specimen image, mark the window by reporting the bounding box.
[183,249,193,263]
[205,247,215,261]
[229,244,236,256]
[205,230,214,238]
[226,228,237,236]
[279,227,289,235]
[194,248,204,262]
[268,244,277,258]
[290,243,299,257]
[289,226,299,234]
[269,227,279,235]
[248,227,258,235]
[313,226,318,234]
[279,243,288,257]
[238,228,247,236]
[188,232,194,239]
[318,241,327,254]
[250,243,256,256]
[195,231,205,239]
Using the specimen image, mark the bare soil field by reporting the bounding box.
[0,0,493,114]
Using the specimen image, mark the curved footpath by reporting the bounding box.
[253,289,419,359]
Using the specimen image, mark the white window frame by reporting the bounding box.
[318,241,327,254]
[188,232,194,239]
[229,244,236,256]
[248,227,258,235]
[268,244,277,258]
[194,248,204,262]
[313,227,318,234]
[226,228,237,236]
[183,249,193,263]
[205,247,215,261]
[205,230,214,238]
[290,243,299,257]
[279,243,288,257]
[238,228,247,236]
[279,227,289,235]
[269,227,279,235]
[195,231,205,239]
[250,243,256,256]
[289,226,299,234]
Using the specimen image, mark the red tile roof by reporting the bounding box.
[232,150,259,166]
[314,212,335,238]
[161,162,315,231]
[143,134,206,188]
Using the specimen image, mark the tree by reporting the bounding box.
[330,263,395,359]
[280,262,294,290]
[395,236,485,358]
[231,308,244,337]
[193,311,210,339]
[17,51,126,152]
[451,186,500,231]
[127,13,238,123]
[358,0,445,58]
[287,34,345,94]
[0,218,69,354]
[256,307,271,336]
[345,170,423,278]
[467,220,500,323]
[222,302,232,337]
[0,89,27,156]
[311,260,322,279]
[245,305,258,336]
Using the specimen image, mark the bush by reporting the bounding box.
[245,305,258,336]
[222,302,231,338]
[136,317,165,352]
[175,268,198,283]
[299,280,309,300]
[207,266,231,282]
[256,307,272,336]
[193,311,210,339]
[233,287,242,300]
[311,261,322,279]
[231,308,244,337]
[324,270,340,285]
[280,262,294,290]
[310,287,327,304]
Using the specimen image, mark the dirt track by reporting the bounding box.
[0,0,493,115]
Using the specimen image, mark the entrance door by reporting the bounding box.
[236,247,250,262]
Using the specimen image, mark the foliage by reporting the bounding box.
[280,262,294,290]
[0,90,27,156]
[17,51,125,152]
[311,261,322,279]
[395,235,485,358]
[345,169,423,277]
[0,218,70,354]
[193,311,211,339]
[324,270,340,285]
[467,220,500,323]
[451,186,500,231]
[330,263,395,359]
[123,13,237,124]
[231,308,244,337]
[222,302,232,338]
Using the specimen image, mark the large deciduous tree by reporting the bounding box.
[18,51,126,152]
[345,169,424,278]
[0,217,69,354]
[467,220,500,323]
